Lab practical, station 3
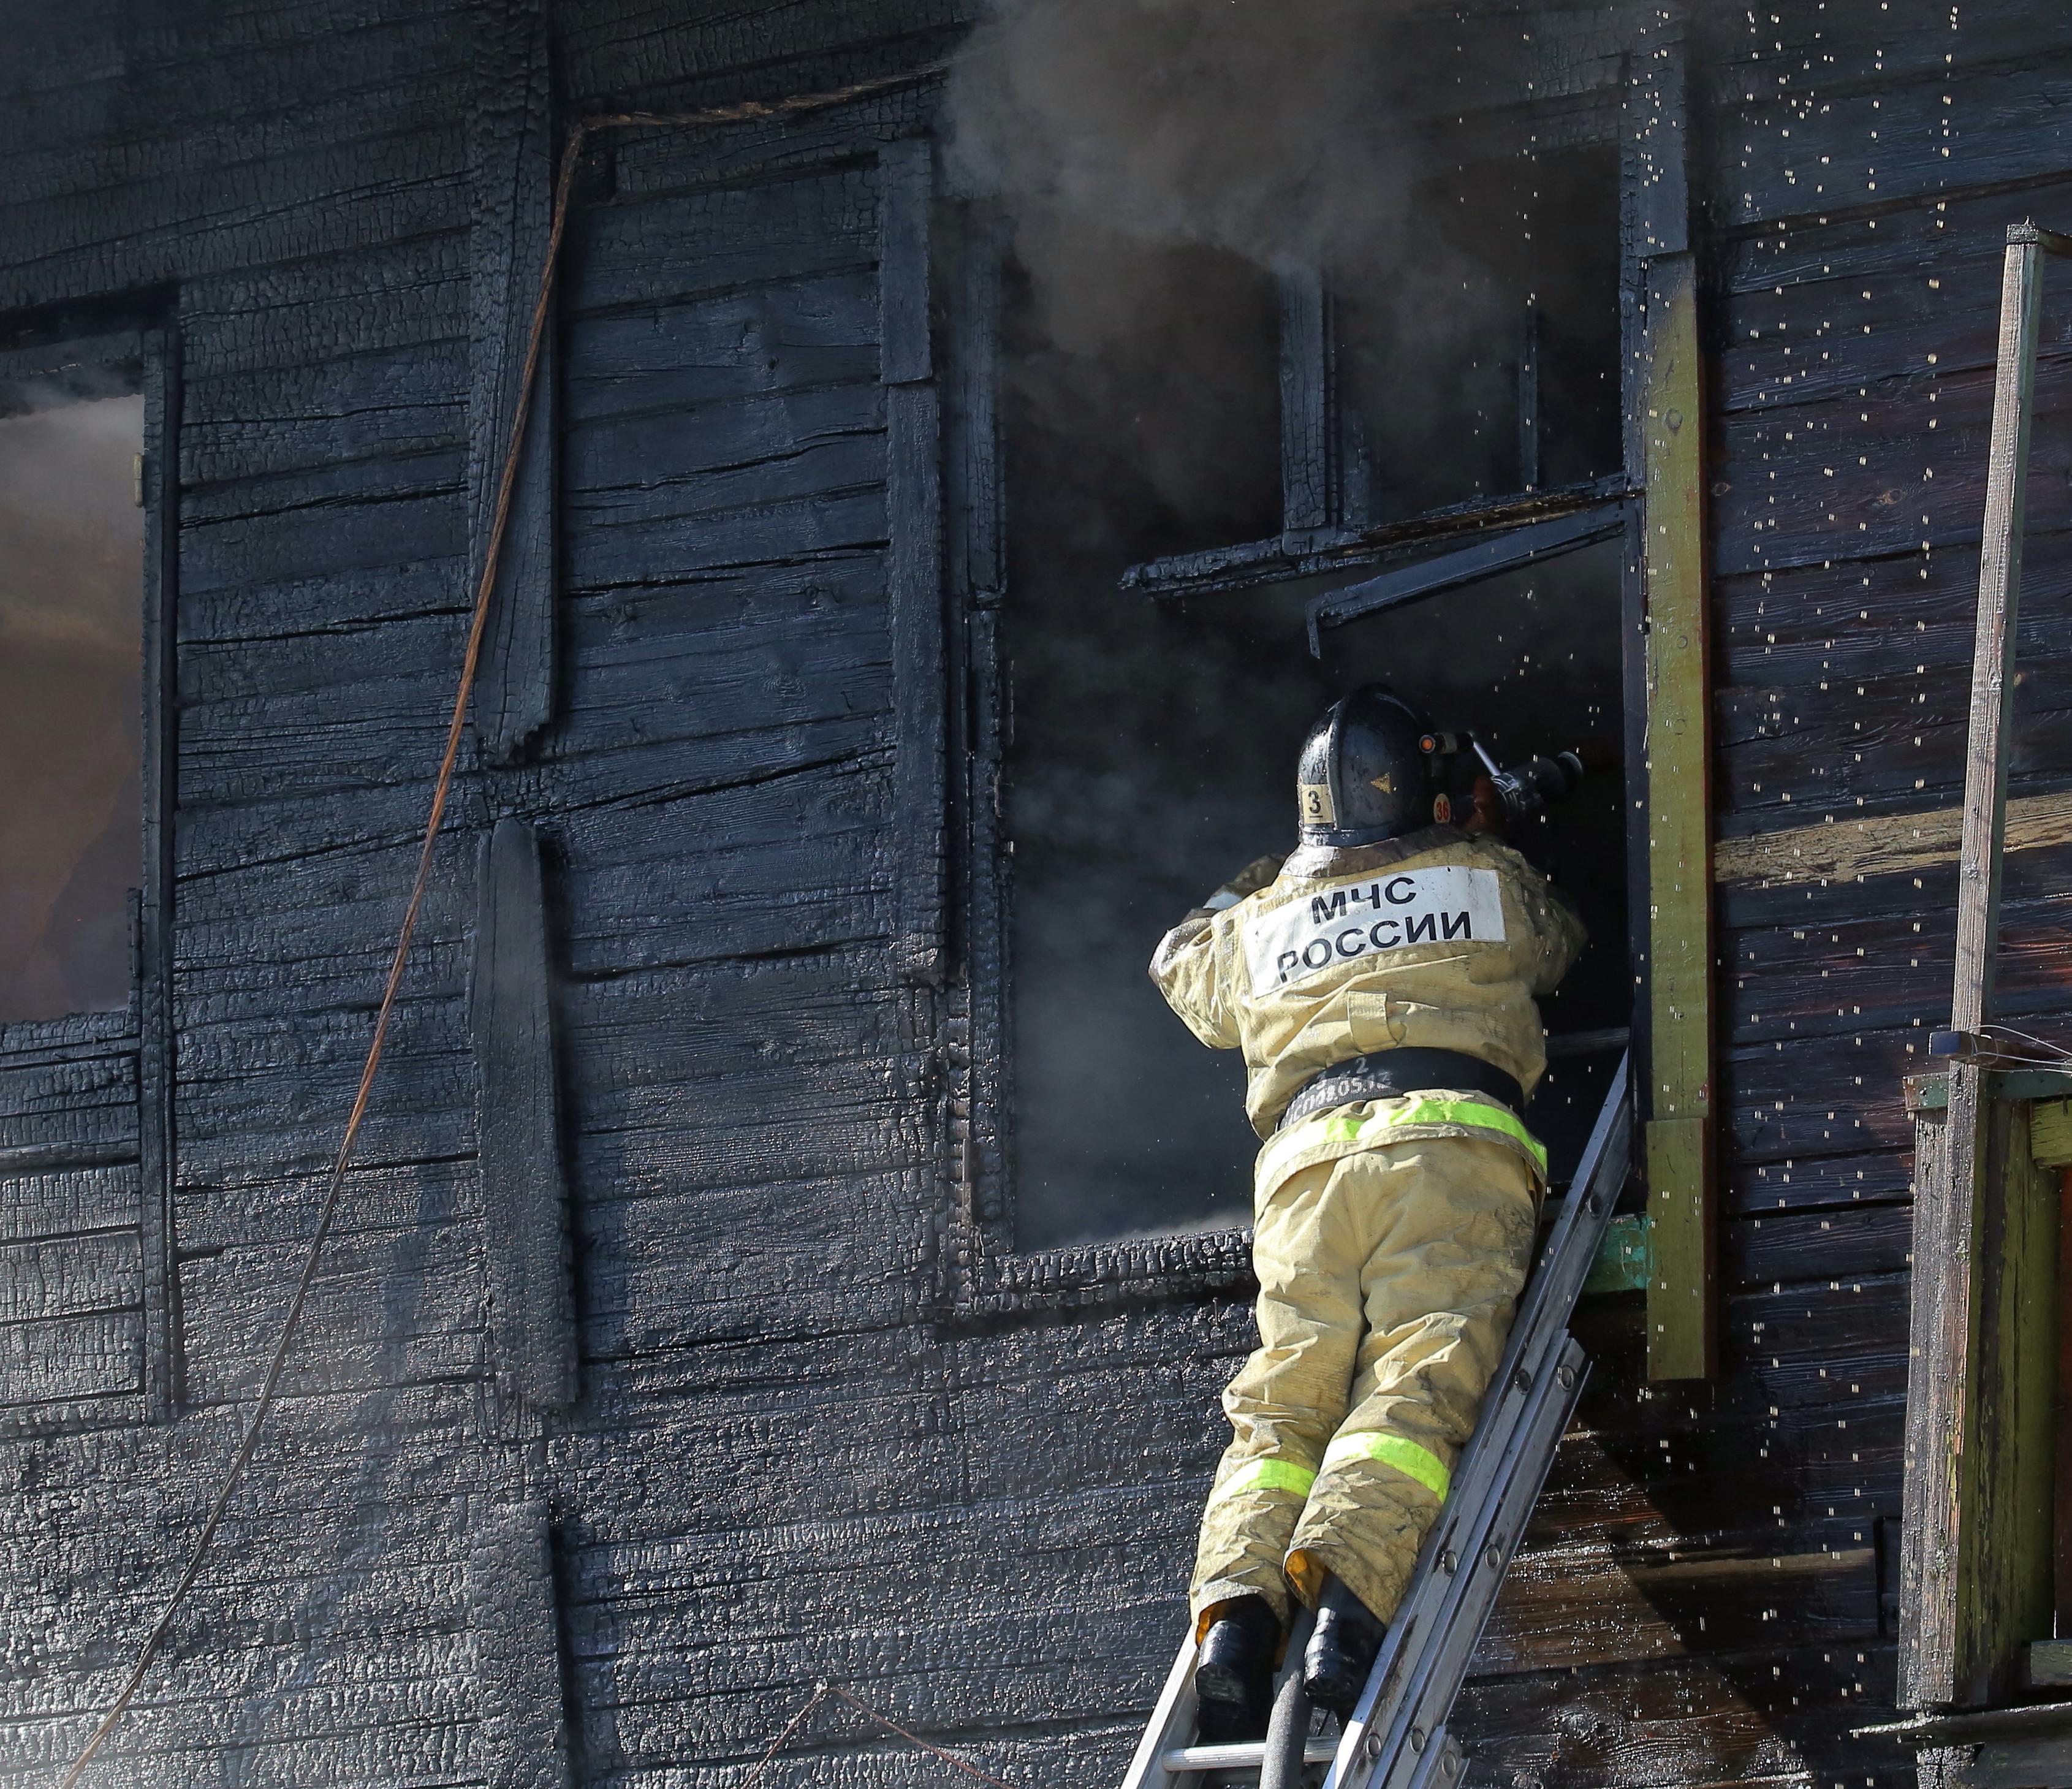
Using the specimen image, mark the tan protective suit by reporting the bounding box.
[1150,825,1585,1633]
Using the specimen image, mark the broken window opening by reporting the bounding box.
[1112,137,1626,606]
[0,357,145,1028]
[990,203,1630,1252]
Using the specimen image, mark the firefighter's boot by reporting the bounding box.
[1302,1575,1385,1716]
[1194,1595,1279,1743]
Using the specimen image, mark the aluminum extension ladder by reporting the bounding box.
[1120,1053,1633,1789]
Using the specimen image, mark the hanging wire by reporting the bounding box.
[1972,1023,2072,1071]
[735,1682,1023,1789]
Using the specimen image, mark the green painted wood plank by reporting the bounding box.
[1642,249,1718,1383]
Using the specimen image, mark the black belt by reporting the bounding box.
[1276,1047,1525,1134]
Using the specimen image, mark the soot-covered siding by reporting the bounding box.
[2,2,2071,1787]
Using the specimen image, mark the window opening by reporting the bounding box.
[0,365,145,1025]
[997,221,1283,1248]
[995,184,1630,1250]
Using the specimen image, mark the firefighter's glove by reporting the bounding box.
[1461,776,1506,840]
[1204,855,1287,913]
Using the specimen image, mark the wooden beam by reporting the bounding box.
[1120,473,1626,602]
[1307,501,1628,651]
[1712,789,2072,889]
[1641,248,1716,1383]
[472,817,577,1418]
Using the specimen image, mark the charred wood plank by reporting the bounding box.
[1454,1643,1898,1789]
[561,168,878,317]
[879,135,944,986]
[140,324,179,1421]
[470,1496,573,1789]
[471,818,576,1418]
[469,0,558,764]
[1726,62,2072,232]
[0,1312,143,1410]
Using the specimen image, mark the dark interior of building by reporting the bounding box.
[1003,146,1629,1246]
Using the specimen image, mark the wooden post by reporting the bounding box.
[1899,227,2049,1712]
[1641,248,1717,1383]
[1620,26,1717,1383]
[1900,1087,2060,1709]
[1952,230,2043,1040]
[139,326,181,1422]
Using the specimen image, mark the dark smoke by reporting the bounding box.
[947,2,1626,1247]
[947,0,1429,272]
[0,387,145,1025]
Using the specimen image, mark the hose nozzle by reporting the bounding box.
[1489,750,1587,826]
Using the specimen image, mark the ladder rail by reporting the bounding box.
[1373,1345,1590,1789]
[1120,1635,1201,1789]
[1324,1338,1589,1789]
[1326,1054,1631,1789]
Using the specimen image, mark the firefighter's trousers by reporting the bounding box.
[1190,1131,1538,1635]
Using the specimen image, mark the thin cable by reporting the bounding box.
[57,59,946,1788]
[1979,1022,2072,1063]
[56,135,580,1789]
[735,1684,834,1789]
[733,1682,1021,1789]
[827,1685,1021,1789]
[583,60,946,133]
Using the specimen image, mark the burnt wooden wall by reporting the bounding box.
[2,1,2071,1786]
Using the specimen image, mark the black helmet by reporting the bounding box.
[1296,683,1436,846]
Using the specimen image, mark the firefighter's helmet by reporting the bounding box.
[1295,683,1437,846]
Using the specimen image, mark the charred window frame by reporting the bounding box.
[932,208,1258,1317]
[0,324,180,1430]
[931,42,1708,1334]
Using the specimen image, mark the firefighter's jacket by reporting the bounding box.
[1148,826,1586,1179]
[1153,825,1587,1629]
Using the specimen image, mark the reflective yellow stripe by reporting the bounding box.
[1262,1092,1547,1187]
[1321,1432,1452,1500]
[1214,1457,1318,1503]
[1387,1096,1544,1171]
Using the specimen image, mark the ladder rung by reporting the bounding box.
[1160,1738,1340,1774]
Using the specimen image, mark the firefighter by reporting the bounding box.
[1149,683,1586,1737]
